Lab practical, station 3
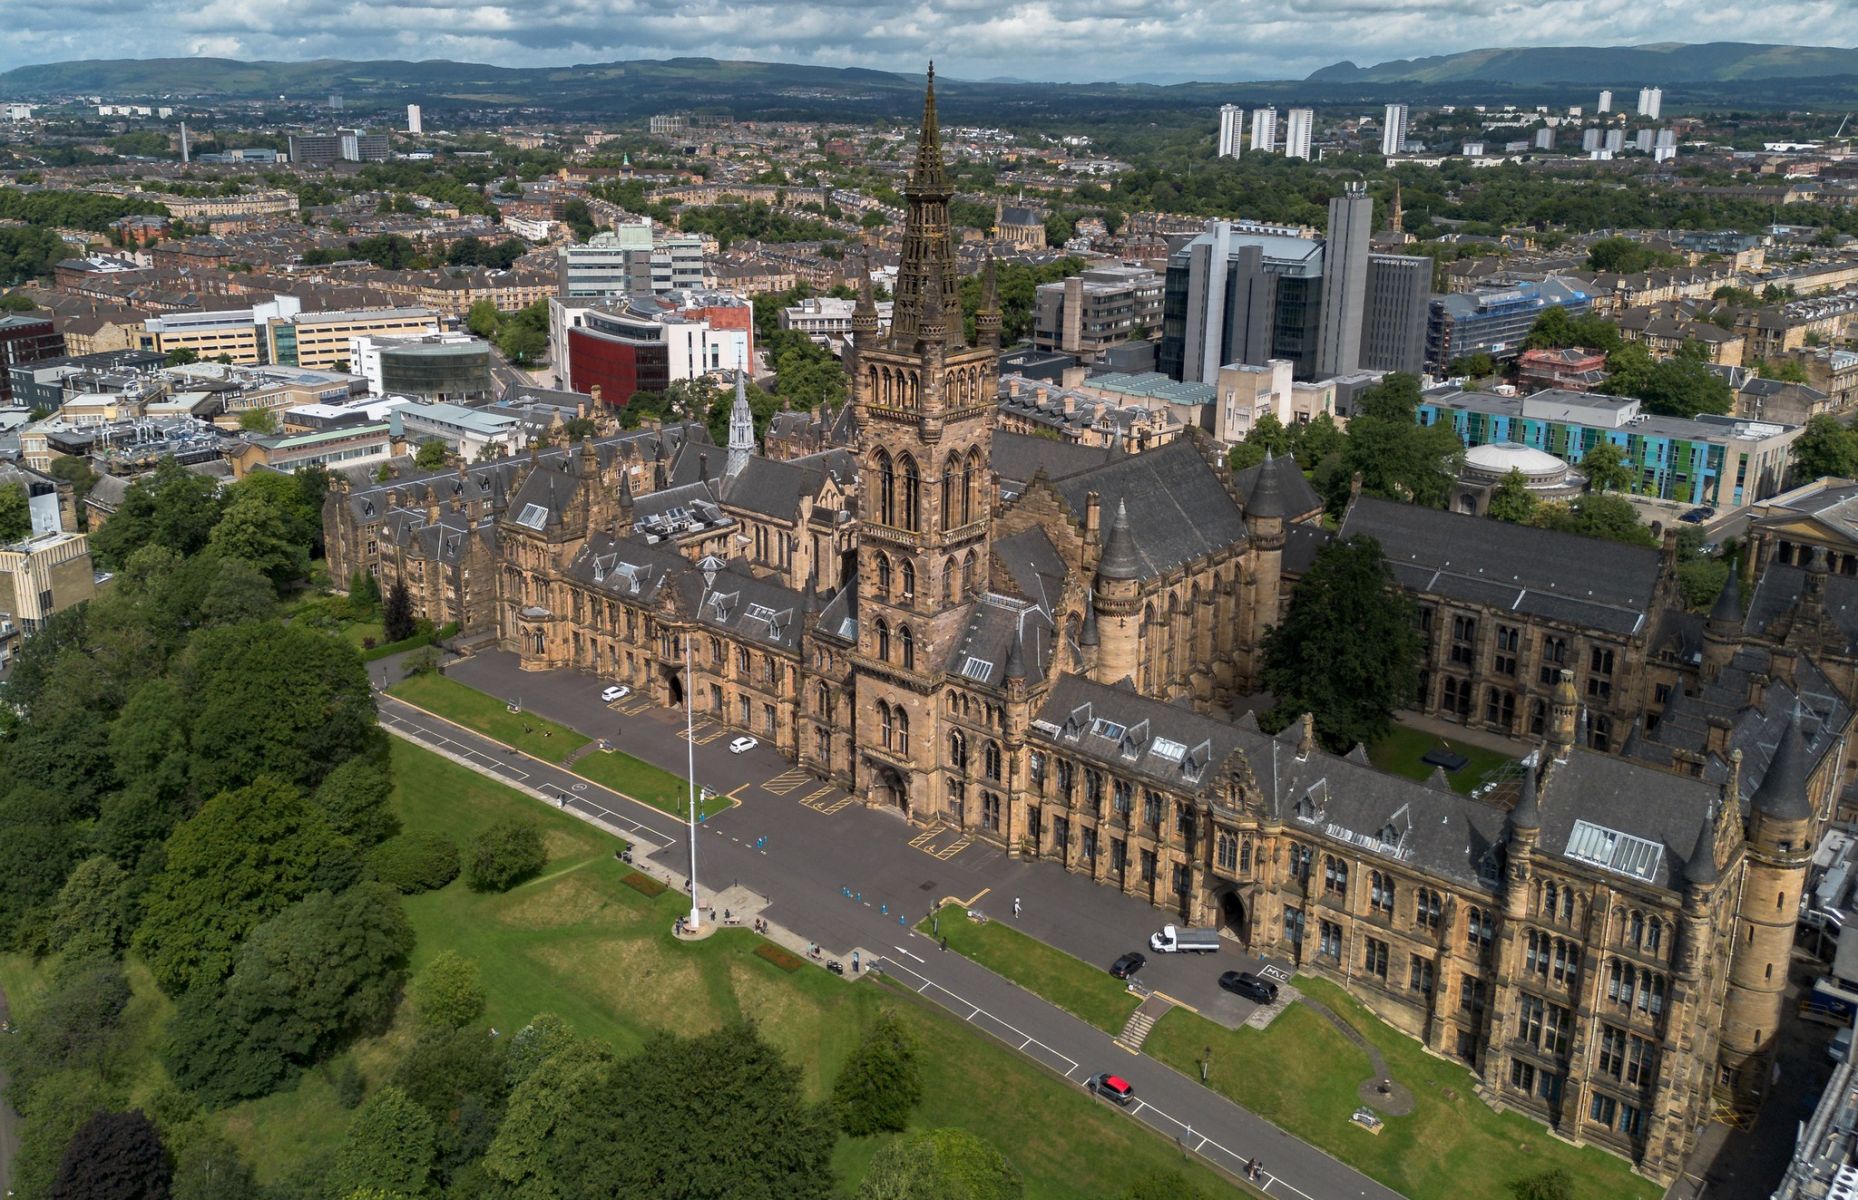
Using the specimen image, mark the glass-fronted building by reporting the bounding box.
[1425,278,1594,372]
[379,341,494,403]
[1416,387,1800,508]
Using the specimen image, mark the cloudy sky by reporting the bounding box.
[0,0,1847,82]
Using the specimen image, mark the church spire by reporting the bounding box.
[726,368,754,477]
[890,64,959,351]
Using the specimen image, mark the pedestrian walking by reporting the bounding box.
[1245,1159,1257,1180]
[940,935,948,952]
[851,950,860,973]
[1013,896,1021,919]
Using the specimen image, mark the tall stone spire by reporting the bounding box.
[976,254,1002,351]
[726,368,754,477]
[890,63,960,352]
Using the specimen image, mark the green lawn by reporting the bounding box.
[570,743,731,820]
[919,903,1141,1035]
[1144,977,1658,1200]
[1368,725,1515,794]
[383,739,1240,1200]
[390,671,591,762]
[389,671,728,819]
[342,620,387,649]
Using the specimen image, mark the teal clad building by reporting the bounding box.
[1416,388,1800,510]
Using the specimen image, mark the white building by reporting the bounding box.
[1598,90,1613,113]
[1250,107,1278,155]
[2,104,32,122]
[1380,104,1409,157]
[1534,127,1554,150]
[779,296,895,349]
[557,221,705,301]
[1638,87,1663,119]
[1284,107,1314,160]
[1635,128,1654,153]
[407,104,422,135]
[1582,127,1603,152]
[1605,128,1625,153]
[1217,104,1243,159]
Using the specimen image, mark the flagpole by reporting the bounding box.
[684,633,701,932]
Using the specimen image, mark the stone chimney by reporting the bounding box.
[1084,490,1102,540]
[1705,715,1734,759]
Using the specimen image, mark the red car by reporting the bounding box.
[1088,1072,1135,1106]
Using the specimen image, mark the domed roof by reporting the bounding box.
[1464,441,1567,479]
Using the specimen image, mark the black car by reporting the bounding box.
[1109,951,1146,980]
[1219,970,1279,1004]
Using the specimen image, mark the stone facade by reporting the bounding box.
[320,72,1850,1184]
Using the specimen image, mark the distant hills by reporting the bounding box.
[1307,41,1858,85]
[6,45,1858,120]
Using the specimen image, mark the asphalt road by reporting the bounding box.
[379,655,1406,1200]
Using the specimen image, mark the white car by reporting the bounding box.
[601,685,630,703]
[729,736,759,754]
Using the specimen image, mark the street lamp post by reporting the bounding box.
[683,634,701,932]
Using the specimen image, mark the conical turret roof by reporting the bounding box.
[1096,499,1142,581]
[1752,712,1813,822]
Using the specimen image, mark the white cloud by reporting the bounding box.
[2,0,1858,82]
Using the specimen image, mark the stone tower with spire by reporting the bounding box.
[1721,713,1816,1097]
[726,368,754,477]
[848,65,1003,819]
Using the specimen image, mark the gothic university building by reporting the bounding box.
[323,71,1858,1184]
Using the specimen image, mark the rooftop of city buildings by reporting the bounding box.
[1084,371,1215,408]
[1427,387,1796,442]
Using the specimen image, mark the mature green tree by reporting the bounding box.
[857,1128,1023,1200]
[1532,495,1657,547]
[482,1035,614,1197]
[40,855,131,959]
[552,1025,836,1200]
[327,1087,437,1200]
[1757,357,1809,383]
[497,321,547,366]
[46,455,98,527]
[135,776,360,995]
[1508,1168,1573,1200]
[465,818,545,892]
[503,1013,577,1086]
[832,1010,922,1136]
[1448,351,1496,379]
[315,758,398,847]
[180,620,377,798]
[225,468,327,556]
[1260,535,1421,752]
[369,832,460,893]
[164,883,413,1103]
[1791,414,1858,480]
[412,950,486,1029]
[1486,469,1537,524]
[383,579,417,643]
[89,458,227,569]
[169,1134,258,1200]
[1635,353,1734,417]
[237,407,278,434]
[6,1070,120,1200]
[48,1109,171,1200]
[1328,374,1466,513]
[390,1024,510,1172]
[0,959,131,1113]
[1578,441,1636,494]
[197,557,278,626]
[414,439,450,470]
[1587,237,1678,273]
[1294,412,1346,470]
[0,480,32,542]
[207,493,305,590]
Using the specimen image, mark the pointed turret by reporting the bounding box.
[1709,566,1743,632]
[918,255,949,350]
[1096,499,1142,581]
[850,248,879,376]
[1079,599,1099,646]
[1004,620,1028,682]
[1510,758,1541,833]
[1247,450,1285,520]
[910,62,948,195]
[726,369,754,477]
[1752,713,1813,822]
[1684,810,1720,887]
[976,254,1003,351]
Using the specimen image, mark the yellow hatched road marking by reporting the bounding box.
[797,785,836,810]
[761,769,812,796]
[819,793,857,814]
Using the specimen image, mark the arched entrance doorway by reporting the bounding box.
[872,764,909,820]
[663,667,685,707]
[1214,886,1247,943]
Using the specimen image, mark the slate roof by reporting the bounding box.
[1233,453,1322,519]
[1630,645,1849,811]
[992,526,1069,608]
[946,594,1055,689]
[1341,496,1662,637]
[714,447,856,521]
[1744,564,1858,654]
[1053,440,1249,579]
[990,430,1121,494]
[1032,675,1716,894]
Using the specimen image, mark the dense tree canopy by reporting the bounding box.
[1261,535,1422,753]
[858,1128,1024,1200]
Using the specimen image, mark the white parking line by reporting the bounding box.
[877,957,1078,1078]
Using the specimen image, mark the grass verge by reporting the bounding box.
[918,903,1141,1035]
[389,671,590,761]
[1143,976,1658,1200]
[569,744,729,819]
[1368,725,1515,794]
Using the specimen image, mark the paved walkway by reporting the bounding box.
[380,655,1407,1200]
[1390,711,1534,758]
